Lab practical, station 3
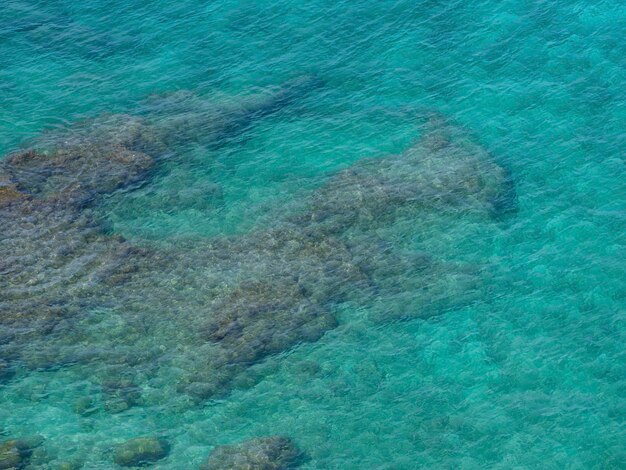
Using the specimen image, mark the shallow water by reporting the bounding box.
[0,0,625,468]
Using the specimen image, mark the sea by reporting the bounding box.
[0,0,624,468]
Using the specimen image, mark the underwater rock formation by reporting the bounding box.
[0,441,22,470]
[73,396,97,417]
[295,113,515,236]
[137,74,324,150]
[201,436,301,470]
[0,436,43,470]
[172,114,515,398]
[112,437,170,467]
[101,376,142,413]
[0,78,514,406]
[0,76,322,372]
[174,226,368,399]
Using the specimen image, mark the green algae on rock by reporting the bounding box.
[112,437,170,467]
[201,436,301,470]
[0,442,21,470]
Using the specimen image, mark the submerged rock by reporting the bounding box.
[101,377,141,414]
[0,436,43,469]
[0,442,21,470]
[3,145,154,200]
[0,360,11,383]
[73,396,97,417]
[297,113,515,235]
[112,437,169,467]
[0,76,320,374]
[176,226,367,399]
[0,90,515,404]
[202,436,301,470]
[0,185,26,206]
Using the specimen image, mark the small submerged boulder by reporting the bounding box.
[0,442,21,470]
[202,436,301,470]
[0,435,44,469]
[73,396,98,417]
[113,437,169,467]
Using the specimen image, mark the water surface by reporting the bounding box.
[0,0,624,468]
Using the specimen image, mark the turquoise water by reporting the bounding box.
[1,0,625,468]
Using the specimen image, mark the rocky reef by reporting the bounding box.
[201,436,301,470]
[0,74,514,407]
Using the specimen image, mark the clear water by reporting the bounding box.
[1,0,625,468]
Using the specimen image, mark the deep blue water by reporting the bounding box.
[0,0,624,468]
